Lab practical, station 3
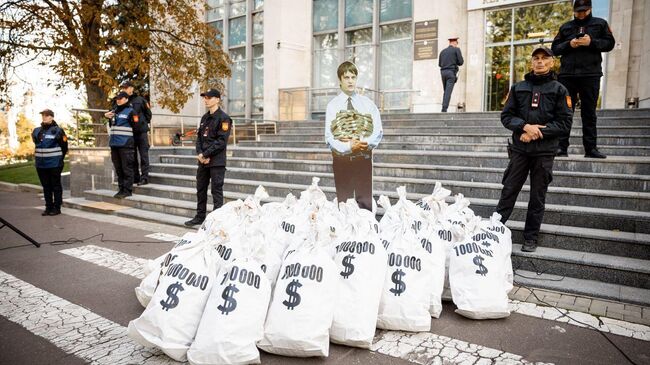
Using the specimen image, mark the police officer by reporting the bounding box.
[32,109,68,216]
[495,47,573,253]
[551,0,615,158]
[438,36,464,113]
[185,88,232,226]
[120,81,152,184]
[105,91,137,198]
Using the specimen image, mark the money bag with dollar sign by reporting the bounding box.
[188,256,272,365]
[448,215,511,320]
[330,199,388,348]
[259,213,339,357]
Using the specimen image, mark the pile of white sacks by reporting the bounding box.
[128,178,513,364]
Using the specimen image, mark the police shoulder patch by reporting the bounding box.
[221,121,230,132]
[62,135,68,142]
[566,95,572,108]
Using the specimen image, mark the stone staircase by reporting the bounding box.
[64,109,650,306]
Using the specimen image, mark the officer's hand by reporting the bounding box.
[579,34,591,46]
[523,124,545,140]
[202,157,210,164]
[520,133,533,143]
[104,111,115,118]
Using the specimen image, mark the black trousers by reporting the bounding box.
[496,152,554,242]
[332,152,373,211]
[557,76,601,152]
[111,147,135,193]
[37,166,63,211]
[195,164,226,218]
[133,132,150,182]
[441,69,457,112]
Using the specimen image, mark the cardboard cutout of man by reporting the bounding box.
[325,61,383,211]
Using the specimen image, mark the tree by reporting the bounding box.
[14,113,34,159]
[0,1,230,114]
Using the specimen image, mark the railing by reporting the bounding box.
[278,87,421,121]
[70,108,277,148]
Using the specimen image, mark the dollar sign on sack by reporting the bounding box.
[340,254,355,279]
[389,269,406,296]
[160,281,184,311]
[283,279,302,310]
[474,255,488,276]
[217,284,239,315]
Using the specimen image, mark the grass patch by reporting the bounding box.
[0,160,69,185]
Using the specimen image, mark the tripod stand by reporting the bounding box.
[0,217,40,248]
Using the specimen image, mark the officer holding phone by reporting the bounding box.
[551,0,615,158]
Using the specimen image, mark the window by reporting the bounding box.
[379,0,412,23]
[345,0,373,28]
[229,16,246,47]
[252,45,264,114]
[253,12,263,43]
[313,0,338,32]
[380,22,412,109]
[228,48,246,114]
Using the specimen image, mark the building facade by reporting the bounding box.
[151,0,650,124]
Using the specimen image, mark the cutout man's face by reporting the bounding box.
[339,71,357,94]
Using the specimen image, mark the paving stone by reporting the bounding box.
[603,302,625,312]
[574,297,592,308]
[606,311,625,320]
[623,304,643,313]
[624,315,650,327]
[643,307,650,319]
[557,303,591,313]
[558,295,577,306]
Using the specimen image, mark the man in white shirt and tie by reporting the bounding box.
[325,61,383,211]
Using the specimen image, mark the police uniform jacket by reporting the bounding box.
[32,121,68,169]
[551,13,615,77]
[109,104,136,148]
[438,46,464,72]
[128,94,152,134]
[501,72,573,156]
[196,108,232,167]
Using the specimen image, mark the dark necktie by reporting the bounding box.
[347,97,354,111]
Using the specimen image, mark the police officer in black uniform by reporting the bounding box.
[495,47,573,253]
[438,36,464,113]
[120,81,153,184]
[185,89,232,226]
[551,0,615,158]
[32,109,68,216]
[105,91,137,198]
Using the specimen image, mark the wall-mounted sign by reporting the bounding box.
[414,40,437,61]
[468,0,535,11]
[414,20,438,41]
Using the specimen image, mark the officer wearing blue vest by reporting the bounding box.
[105,91,137,198]
[32,109,68,216]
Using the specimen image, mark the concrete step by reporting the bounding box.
[237,140,650,156]
[278,118,650,129]
[155,156,650,193]
[276,125,650,136]
[149,163,650,234]
[512,245,650,290]
[513,269,650,307]
[225,147,650,175]
[127,181,650,260]
[148,169,650,212]
[259,133,650,146]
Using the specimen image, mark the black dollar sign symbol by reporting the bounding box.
[217,284,239,315]
[340,254,355,279]
[283,279,302,310]
[474,255,488,276]
[389,269,406,296]
[160,281,184,311]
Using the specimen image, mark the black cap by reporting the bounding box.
[200,88,221,98]
[574,0,591,11]
[39,109,54,117]
[115,91,130,100]
[120,80,134,88]
[532,46,554,57]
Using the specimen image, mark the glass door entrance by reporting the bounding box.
[484,1,573,111]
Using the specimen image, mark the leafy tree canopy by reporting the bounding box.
[0,0,230,113]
